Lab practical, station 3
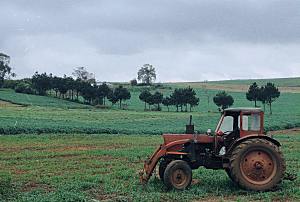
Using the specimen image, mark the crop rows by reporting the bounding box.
[1,87,300,135]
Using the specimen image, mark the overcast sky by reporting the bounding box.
[1,0,300,82]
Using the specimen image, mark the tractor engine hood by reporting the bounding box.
[163,134,218,145]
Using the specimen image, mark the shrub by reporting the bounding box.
[130,79,138,86]
[15,82,34,94]
[3,80,19,89]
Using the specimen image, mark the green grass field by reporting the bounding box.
[208,77,300,87]
[1,84,300,135]
[0,77,299,201]
[0,133,299,202]
[0,89,90,109]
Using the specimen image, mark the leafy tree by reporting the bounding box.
[80,82,97,104]
[151,91,163,110]
[188,95,199,112]
[184,87,199,112]
[15,82,34,94]
[51,76,61,97]
[146,94,155,110]
[130,79,138,86]
[168,87,199,112]
[246,82,260,107]
[65,76,75,100]
[263,82,280,115]
[113,85,131,109]
[139,89,152,110]
[97,83,111,105]
[162,96,173,112]
[107,90,119,106]
[213,91,234,110]
[137,64,156,85]
[170,88,184,112]
[72,67,95,83]
[56,76,69,99]
[258,86,267,111]
[31,72,52,95]
[74,79,84,100]
[0,53,15,87]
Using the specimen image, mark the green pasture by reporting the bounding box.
[0,133,299,202]
[0,86,300,135]
[206,77,300,87]
[0,89,90,109]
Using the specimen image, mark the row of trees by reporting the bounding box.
[246,82,280,114]
[14,68,132,108]
[211,82,280,114]
[1,53,281,113]
[139,87,200,112]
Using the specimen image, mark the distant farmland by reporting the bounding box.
[1,79,300,135]
[0,77,300,201]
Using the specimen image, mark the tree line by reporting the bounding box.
[210,82,281,114]
[246,82,280,114]
[11,68,131,108]
[1,53,281,114]
[8,74,281,114]
[139,87,200,112]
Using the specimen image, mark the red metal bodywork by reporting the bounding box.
[140,134,222,183]
[139,108,278,184]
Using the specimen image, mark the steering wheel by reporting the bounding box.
[217,130,231,136]
[223,131,232,135]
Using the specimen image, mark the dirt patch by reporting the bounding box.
[178,83,300,93]
[21,181,54,192]
[48,146,99,152]
[0,145,47,152]
[0,144,125,153]
[0,153,83,161]
[0,100,22,107]
[89,190,128,202]
[271,128,300,135]
[14,169,29,175]
[193,197,238,202]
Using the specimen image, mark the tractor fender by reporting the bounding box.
[226,135,281,155]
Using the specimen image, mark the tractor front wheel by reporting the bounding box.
[159,159,169,181]
[163,160,192,190]
[229,138,285,191]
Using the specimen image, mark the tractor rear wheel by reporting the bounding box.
[225,168,234,182]
[229,138,285,191]
[163,160,192,190]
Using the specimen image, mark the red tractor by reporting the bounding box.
[140,108,285,191]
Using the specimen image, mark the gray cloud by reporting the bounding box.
[0,0,300,81]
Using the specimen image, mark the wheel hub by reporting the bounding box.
[172,169,187,186]
[254,161,263,169]
[240,150,277,185]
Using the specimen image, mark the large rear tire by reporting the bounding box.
[225,168,234,182]
[229,138,285,191]
[163,160,192,190]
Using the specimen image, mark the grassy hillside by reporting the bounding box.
[0,89,90,109]
[0,133,299,201]
[209,77,300,87]
[0,78,299,201]
[0,85,300,135]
